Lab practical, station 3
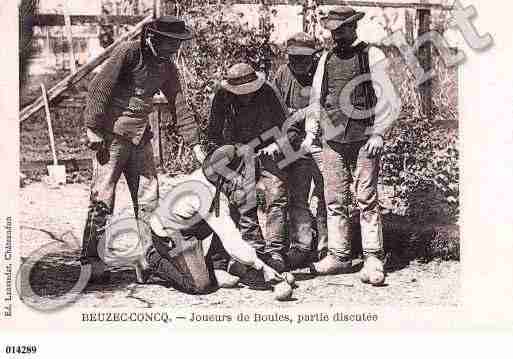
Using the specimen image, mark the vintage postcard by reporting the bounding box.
[1,0,512,347]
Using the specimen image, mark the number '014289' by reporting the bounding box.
[5,345,38,354]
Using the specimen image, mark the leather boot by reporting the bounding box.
[134,243,153,284]
[214,270,240,288]
[265,252,287,273]
[227,259,248,278]
[81,201,112,284]
[81,201,111,261]
[82,259,111,285]
[228,259,269,290]
[310,254,352,275]
[286,247,311,270]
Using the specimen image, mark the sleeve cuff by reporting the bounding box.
[305,132,316,141]
[253,258,264,271]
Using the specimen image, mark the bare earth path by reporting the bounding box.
[19,178,460,309]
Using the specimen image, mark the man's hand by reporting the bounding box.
[363,134,384,158]
[86,128,105,151]
[259,143,281,159]
[261,263,283,283]
[300,133,315,154]
[192,144,206,163]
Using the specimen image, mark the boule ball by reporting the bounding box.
[359,268,370,284]
[274,281,293,301]
[369,270,385,286]
[284,272,295,286]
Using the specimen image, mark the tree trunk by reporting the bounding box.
[417,8,432,117]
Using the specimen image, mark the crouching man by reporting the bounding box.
[133,145,283,294]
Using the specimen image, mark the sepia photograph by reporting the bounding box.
[15,0,465,314]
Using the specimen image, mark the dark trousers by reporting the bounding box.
[224,155,288,258]
[146,231,221,295]
[258,156,288,255]
[234,155,327,258]
[286,157,327,253]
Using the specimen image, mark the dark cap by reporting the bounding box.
[146,16,193,40]
[320,6,365,31]
[286,32,316,56]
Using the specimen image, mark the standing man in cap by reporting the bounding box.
[207,63,289,273]
[272,32,328,269]
[82,16,205,282]
[303,6,395,285]
[132,145,284,294]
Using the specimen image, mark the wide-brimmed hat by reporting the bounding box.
[145,16,193,41]
[320,6,365,31]
[202,145,245,186]
[286,32,316,56]
[221,63,266,95]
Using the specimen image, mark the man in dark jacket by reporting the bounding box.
[82,16,205,282]
[207,63,289,272]
[272,32,328,269]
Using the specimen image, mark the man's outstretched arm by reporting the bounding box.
[204,191,262,269]
[204,192,281,282]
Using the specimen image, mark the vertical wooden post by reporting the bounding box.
[302,2,308,33]
[59,27,65,70]
[417,8,432,117]
[63,4,77,73]
[44,26,53,69]
[404,9,414,46]
[154,0,162,18]
[157,107,163,167]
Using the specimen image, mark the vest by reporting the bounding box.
[323,43,377,144]
[274,64,322,152]
[281,68,313,110]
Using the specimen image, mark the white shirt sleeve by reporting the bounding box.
[366,46,400,137]
[192,172,260,269]
[203,191,260,268]
[368,46,387,66]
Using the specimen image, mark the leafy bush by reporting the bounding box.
[381,115,459,223]
[378,44,459,223]
[159,1,286,171]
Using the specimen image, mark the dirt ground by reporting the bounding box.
[19,176,460,309]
